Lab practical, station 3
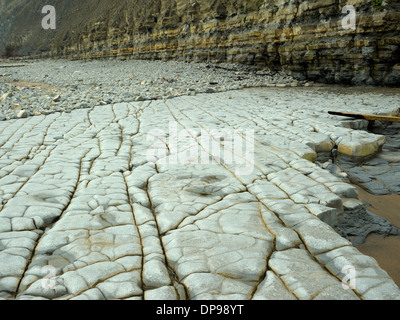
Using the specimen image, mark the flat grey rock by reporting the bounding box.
[0,88,399,300]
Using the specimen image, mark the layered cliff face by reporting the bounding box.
[1,0,399,86]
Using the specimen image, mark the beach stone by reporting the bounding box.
[17,110,28,118]
[143,259,172,288]
[252,271,297,300]
[294,217,352,255]
[144,286,178,300]
[269,248,359,300]
[317,246,400,300]
[338,133,386,158]
[183,273,253,300]
[0,92,12,101]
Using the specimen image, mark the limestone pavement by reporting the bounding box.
[0,87,400,300]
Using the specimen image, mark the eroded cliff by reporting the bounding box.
[1,0,399,85]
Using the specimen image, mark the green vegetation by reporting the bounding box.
[374,0,383,10]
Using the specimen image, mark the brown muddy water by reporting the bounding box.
[354,185,400,288]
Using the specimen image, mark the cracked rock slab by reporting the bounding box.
[0,88,399,300]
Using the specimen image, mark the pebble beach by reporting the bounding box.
[0,59,302,121]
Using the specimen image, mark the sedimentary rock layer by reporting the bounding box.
[2,0,400,85]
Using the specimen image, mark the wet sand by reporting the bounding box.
[354,185,400,288]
